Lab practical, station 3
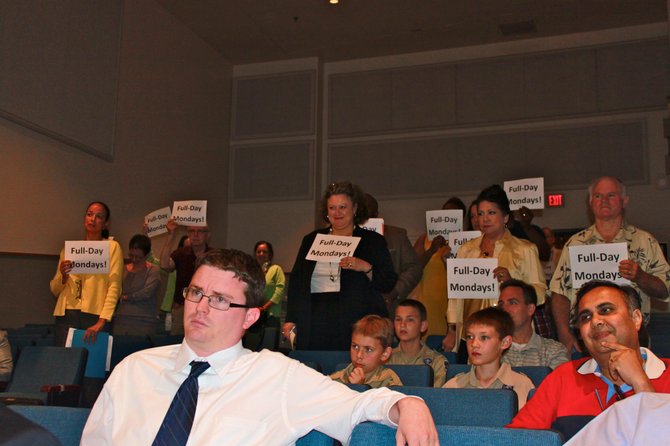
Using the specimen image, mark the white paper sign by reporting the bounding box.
[361,218,384,235]
[568,243,629,287]
[172,200,207,227]
[145,207,171,237]
[65,241,110,274]
[504,177,545,210]
[426,210,463,241]
[449,231,482,256]
[447,258,498,299]
[305,234,361,262]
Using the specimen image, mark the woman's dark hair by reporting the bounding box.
[466,200,478,231]
[476,185,511,216]
[254,240,274,261]
[129,234,152,256]
[86,201,111,239]
[442,197,466,212]
[319,181,368,226]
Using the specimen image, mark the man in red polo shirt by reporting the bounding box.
[508,280,670,441]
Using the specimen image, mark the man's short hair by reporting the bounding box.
[395,299,427,321]
[499,279,538,306]
[464,307,514,339]
[196,249,266,307]
[352,315,394,349]
[572,280,640,325]
[588,176,627,200]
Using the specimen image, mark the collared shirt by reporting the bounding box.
[507,347,670,441]
[330,364,403,388]
[389,342,448,387]
[503,332,569,370]
[550,223,670,315]
[82,341,406,445]
[443,362,535,408]
[577,348,662,404]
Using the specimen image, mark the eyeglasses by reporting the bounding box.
[182,287,251,311]
[187,229,209,235]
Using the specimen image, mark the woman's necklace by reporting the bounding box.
[480,237,496,257]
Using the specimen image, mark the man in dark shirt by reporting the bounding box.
[160,219,211,335]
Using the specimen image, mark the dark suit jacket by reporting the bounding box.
[286,226,397,349]
[383,224,422,300]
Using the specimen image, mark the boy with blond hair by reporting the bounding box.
[331,315,402,388]
[389,299,447,387]
[443,307,534,408]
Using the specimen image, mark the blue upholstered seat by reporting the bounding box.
[288,350,351,375]
[9,404,91,446]
[0,346,87,406]
[446,364,552,387]
[349,422,563,446]
[392,386,518,426]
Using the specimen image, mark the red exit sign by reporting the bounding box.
[547,194,564,207]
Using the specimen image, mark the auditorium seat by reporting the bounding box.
[9,404,90,446]
[392,386,518,426]
[0,346,87,406]
[288,350,351,375]
[349,422,563,446]
[446,364,552,387]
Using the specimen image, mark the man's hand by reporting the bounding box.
[619,260,641,282]
[348,366,365,384]
[166,218,178,234]
[390,397,439,446]
[602,341,654,392]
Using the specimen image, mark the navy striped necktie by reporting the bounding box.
[152,360,211,446]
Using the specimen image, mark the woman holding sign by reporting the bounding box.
[50,201,124,346]
[284,181,397,350]
[411,197,467,338]
[443,185,545,352]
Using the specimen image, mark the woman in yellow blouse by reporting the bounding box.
[50,201,124,345]
[443,185,545,352]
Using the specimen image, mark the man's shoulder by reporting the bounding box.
[383,225,408,238]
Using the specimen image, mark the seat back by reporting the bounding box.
[392,386,518,426]
[386,364,434,387]
[447,364,552,387]
[446,363,470,381]
[296,429,336,446]
[9,405,91,446]
[349,422,563,446]
[109,335,153,372]
[288,350,351,375]
[6,346,87,395]
[513,366,552,387]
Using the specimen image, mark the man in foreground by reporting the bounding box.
[508,280,670,441]
[82,249,438,445]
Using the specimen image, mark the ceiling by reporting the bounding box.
[156,0,668,65]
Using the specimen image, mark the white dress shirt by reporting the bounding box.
[82,341,405,445]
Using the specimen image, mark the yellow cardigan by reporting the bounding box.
[50,239,124,321]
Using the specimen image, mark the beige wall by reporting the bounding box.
[0,0,232,328]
